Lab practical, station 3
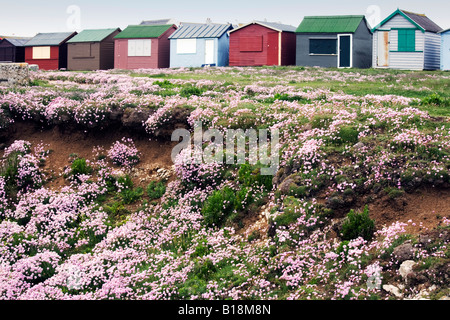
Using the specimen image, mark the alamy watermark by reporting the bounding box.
[171,122,280,176]
[66,5,81,32]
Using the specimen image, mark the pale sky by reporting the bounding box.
[1,0,449,37]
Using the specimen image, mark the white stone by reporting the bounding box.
[382,284,403,298]
[399,260,416,281]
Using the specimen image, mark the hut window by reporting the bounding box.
[128,40,151,57]
[32,46,51,59]
[397,29,416,52]
[309,39,337,55]
[177,39,197,54]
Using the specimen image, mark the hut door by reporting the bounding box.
[267,32,279,66]
[338,34,352,68]
[205,40,215,65]
[377,31,389,67]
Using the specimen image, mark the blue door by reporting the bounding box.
[338,35,351,68]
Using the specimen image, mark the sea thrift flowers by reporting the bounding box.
[107,138,140,168]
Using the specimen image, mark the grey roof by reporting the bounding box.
[230,21,297,33]
[438,28,450,34]
[169,23,232,39]
[141,19,179,26]
[256,21,297,32]
[401,10,442,33]
[3,38,31,46]
[24,32,77,46]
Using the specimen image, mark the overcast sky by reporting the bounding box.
[1,0,449,37]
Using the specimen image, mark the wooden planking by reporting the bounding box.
[424,32,440,70]
[25,46,60,70]
[380,13,416,29]
[229,23,294,67]
[157,25,176,68]
[281,31,296,66]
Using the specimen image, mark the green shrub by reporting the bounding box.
[201,186,236,227]
[421,93,450,107]
[147,180,166,200]
[70,158,92,177]
[154,80,176,89]
[180,85,203,97]
[121,187,143,205]
[238,163,273,190]
[336,126,359,144]
[340,206,375,241]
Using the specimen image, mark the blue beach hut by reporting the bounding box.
[169,23,233,68]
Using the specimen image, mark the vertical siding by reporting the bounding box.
[100,30,121,70]
[372,31,378,67]
[424,32,440,70]
[442,31,450,70]
[280,32,296,66]
[0,41,16,62]
[158,26,176,68]
[352,20,372,68]
[25,46,60,70]
[217,33,229,67]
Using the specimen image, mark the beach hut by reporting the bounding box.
[67,28,121,71]
[24,32,77,70]
[439,29,450,70]
[114,24,177,69]
[169,23,233,68]
[295,15,372,68]
[0,37,31,62]
[371,9,442,70]
[228,21,296,67]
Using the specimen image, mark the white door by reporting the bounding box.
[205,40,215,65]
[377,31,389,67]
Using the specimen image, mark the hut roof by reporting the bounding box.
[114,25,174,39]
[169,23,232,39]
[229,21,296,34]
[296,15,365,33]
[372,9,442,33]
[24,32,77,46]
[67,28,120,43]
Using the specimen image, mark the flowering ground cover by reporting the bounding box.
[0,66,449,300]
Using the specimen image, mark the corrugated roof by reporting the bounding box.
[169,23,232,39]
[67,28,120,43]
[296,15,365,33]
[24,32,77,46]
[401,10,442,33]
[114,25,174,39]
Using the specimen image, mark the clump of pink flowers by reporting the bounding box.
[107,138,140,168]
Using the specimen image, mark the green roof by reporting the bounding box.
[67,28,120,43]
[296,15,365,33]
[114,25,173,39]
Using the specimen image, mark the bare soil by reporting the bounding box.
[1,121,177,190]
